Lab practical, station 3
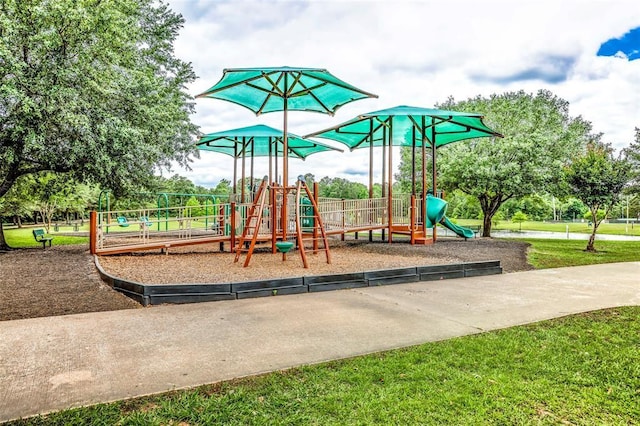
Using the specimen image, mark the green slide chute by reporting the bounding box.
[426,195,475,239]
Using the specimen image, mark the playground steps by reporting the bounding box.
[295,178,331,268]
[234,178,270,267]
[389,225,434,245]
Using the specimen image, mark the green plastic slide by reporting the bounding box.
[425,195,475,239]
[440,216,475,239]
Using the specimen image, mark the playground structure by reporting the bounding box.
[89,177,475,266]
[91,71,498,267]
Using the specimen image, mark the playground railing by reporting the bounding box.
[96,205,232,251]
[317,197,388,231]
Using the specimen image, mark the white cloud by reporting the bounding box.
[167,0,640,187]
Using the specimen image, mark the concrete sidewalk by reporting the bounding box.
[1,262,639,422]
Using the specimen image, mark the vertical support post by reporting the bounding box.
[282,74,289,245]
[421,116,427,236]
[431,125,438,242]
[271,185,277,253]
[241,137,246,203]
[387,117,393,244]
[250,137,255,200]
[411,127,416,196]
[381,124,387,242]
[341,199,346,240]
[369,121,374,242]
[90,210,97,254]
[410,195,416,245]
[232,141,238,200]
[268,137,273,184]
[313,181,319,252]
[230,202,237,252]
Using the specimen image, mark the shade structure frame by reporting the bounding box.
[197,67,377,244]
[305,104,503,242]
[197,124,343,201]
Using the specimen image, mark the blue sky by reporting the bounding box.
[166,0,640,188]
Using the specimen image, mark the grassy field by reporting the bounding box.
[3,225,89,247]
[522,238,640,269]
[456,218,640,236]
[11,307,640,425]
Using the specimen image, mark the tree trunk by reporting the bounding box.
[0,222,11,251]
[478,193,509,237]
[482,215,493,237]
[585,206,599,251]
[586,226,597,252]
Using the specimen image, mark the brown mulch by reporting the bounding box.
[0,237,533,322]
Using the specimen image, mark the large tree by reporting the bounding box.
[397,90,592,236]
[566,142,631,252]
[0,0,198,249]
[623,127,640,193]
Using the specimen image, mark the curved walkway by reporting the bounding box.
[1,262,639,422]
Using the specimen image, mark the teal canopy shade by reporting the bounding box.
[196,124,342,159]
[305,105,503,150]
[304,105,502,243]
[196,66,376,240]
[196,67,378,116]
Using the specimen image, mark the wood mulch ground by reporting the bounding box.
[0,237,533,321]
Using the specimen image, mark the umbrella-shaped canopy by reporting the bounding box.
[306,105,503,241]
[197,124,341,160]
[306,105,502,150]
[197,66,377,241]
[196,67,377,188]
[197,124,342,201]
[197,67,378,116]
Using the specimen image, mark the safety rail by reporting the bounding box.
[96,205,231,252]
[317,197,388,231]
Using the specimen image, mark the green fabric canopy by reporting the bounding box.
[305,105,503,242]
[197,124,342,159]
[196,124,342,199]
[305,105,502,150]
[196,67,377,240]
[196,67,378,116]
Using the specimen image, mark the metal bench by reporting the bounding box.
[32,228,53,249]
[467,225,482,237]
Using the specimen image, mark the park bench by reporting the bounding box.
[32,228,53,249]
[468,225,482,238]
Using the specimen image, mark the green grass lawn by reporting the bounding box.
[11,307,640,425]
[522,238,640,269]
[3,225,88,247]
[456,218,640,236]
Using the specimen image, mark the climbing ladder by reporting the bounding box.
[234,178,269,267]
[295,178,331,268]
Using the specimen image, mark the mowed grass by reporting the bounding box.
[11,307,640,425]
[456,219,640,236]
[521,238,640,269]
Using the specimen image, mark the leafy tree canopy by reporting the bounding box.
[411,90,593,236]
[0,0,199,201]
[319,177,369,199]
[565,141,631,251]
[623,127,640,194]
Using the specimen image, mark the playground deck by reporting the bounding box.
[91,194,436,256]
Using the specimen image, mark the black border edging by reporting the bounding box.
[94,256,502,306]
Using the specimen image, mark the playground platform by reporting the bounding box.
[91,190,472,256]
